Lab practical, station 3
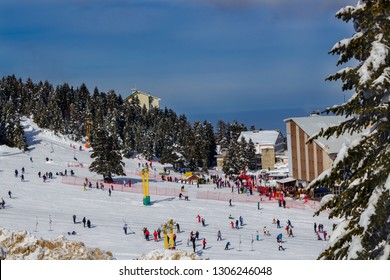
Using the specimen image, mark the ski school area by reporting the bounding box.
[0,119,336,260]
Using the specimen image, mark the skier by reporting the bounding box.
[257,201,260,210]
[14,169,18,177]
[197,214,201,223]
[276,219,281,228]
[229,199,232,206]
[230,221,235,229]
[288,228,294,237]
[8,191,12,199]
[235,220,239,229]
[145,229,150,240]
[123,224,128,235]
[109,188,112,196]
[87,220,91,228]
[224,241,231,250]
[217,230,222,241]
[153,230,158,241]
[202,238,207,249]
[21,174,24,182]
[195,231,199,240]
[239,215,244,226]
[314,222,317,233]
[283,200,286,208]
[285,225,290,235]
[201,218,206,226]
[0,198,5,209]
[22,167,25,174]
[256,230,260,241]
[176,223,180,233]
[323,231,327,240]
[287,219,293,228]
[82,217,86,227]
[73,215,76,224]
[192,237,196,252]
[173,233,177,247]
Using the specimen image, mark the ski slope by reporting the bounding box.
[0,119,337,260]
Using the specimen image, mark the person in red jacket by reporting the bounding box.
[202,238,207,249]
[144,228,150,240]
[197,215,201,223]
[153,230,158,241]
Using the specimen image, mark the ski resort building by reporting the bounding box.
[126,89,160,111]
[284,115,364,184]
[238,130,285,170]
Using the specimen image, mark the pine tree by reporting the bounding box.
[222,140,241,175]
[216,120,230,149]
[246,138,257,171]
[89,127,125,181]
[310,0,390,260]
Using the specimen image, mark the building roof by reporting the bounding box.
[238,130,282,146]
[276,177,296,184]
[126,89,161,101]
[284,115,364,154]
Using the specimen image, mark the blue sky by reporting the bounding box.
[0,0,356,133]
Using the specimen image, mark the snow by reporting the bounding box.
[358,37,389,85]
[0,118,337,260]
[319,194,334,208]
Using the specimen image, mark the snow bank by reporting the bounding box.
[137,249,202,260]
[0,228,114,260]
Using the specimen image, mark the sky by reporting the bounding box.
[0,0,356,133]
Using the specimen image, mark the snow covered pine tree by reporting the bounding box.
[309,0,390,260]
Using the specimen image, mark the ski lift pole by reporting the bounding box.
[142,168,150,206]
[49,215,52,231]
[35,216,38,232]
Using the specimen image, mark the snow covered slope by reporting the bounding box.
[0,118,336,260]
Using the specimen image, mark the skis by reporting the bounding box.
[122,219,135,234]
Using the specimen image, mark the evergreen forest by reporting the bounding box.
[0,75,257,175]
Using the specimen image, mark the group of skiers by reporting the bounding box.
[188,230,207,252]
[73,214,92,228]
[229,215,244,230]
[314,222,327,240]
[38,171,54,182]
[15,168,25,182]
